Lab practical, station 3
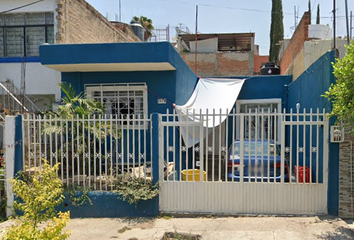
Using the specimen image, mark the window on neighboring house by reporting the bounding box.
[86,83,148,122]
[0,12,54,57]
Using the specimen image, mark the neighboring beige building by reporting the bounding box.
[279,12,347,81]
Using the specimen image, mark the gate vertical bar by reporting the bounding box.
[240,112,244,182]
[199,109,204,182]
[281,109,285,183]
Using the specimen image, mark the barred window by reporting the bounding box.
[0,12,54,57]
[86,83,148,121]
[236,99,281,141]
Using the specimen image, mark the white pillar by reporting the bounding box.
[5,116,16,217]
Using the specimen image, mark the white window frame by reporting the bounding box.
[235,98,282,143]
[85,83,148,127]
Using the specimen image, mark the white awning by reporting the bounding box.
[176,78,245,147]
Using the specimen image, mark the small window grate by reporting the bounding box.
[331,126,344,143]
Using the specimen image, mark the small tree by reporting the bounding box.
[44,83,118,182]
[324,41,354,135]
[316,4,320,24]
[269,0,284,63]
[2,161,70,239]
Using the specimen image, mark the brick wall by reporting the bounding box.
[339,127,354,219]
[254,55,269,74]
[56,0,139,44]
[180,52,253,77]
[280,12,310,75]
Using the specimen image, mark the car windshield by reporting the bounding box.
[229,141,280,157]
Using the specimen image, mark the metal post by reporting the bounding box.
[345,0,350,44]
[151,113,160,185]
[333,0,336,49]
[194,5,198,73]
[350,11,353,40]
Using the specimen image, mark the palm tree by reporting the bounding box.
[131,16,154,41]
[43,83,118,181]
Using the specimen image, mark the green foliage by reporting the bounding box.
[2,160,70,240]
[54,82,104,119]
[131,16,154,41]
[324,41,354,135]
[114,176,159,206]
[316,4,320,24]
[43,83,119,179]
[64,185,93,207]
[269,0,284,63]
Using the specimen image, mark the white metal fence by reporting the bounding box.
[22,114,152,191]
[159,109,329,215]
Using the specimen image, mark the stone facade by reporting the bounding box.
[55,0,139,44]
[339,127,354,219]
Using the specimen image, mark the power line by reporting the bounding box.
[0,0,45,14]
[196,3,294,15]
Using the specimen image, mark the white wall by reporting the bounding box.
[304,39,347,69]
[189,38,218,53]
[0,0,55,13]
[0,62,61,100]
[309,25,332,40]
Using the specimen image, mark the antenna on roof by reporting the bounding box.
[119,0,122,22]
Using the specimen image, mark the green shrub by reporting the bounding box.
[114,176,159,206]
[2,160,71,240]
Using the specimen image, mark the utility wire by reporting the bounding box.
[0,0,45,14]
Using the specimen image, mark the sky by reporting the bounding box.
[86,0,352,55]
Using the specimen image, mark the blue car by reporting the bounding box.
[227,140,290,182]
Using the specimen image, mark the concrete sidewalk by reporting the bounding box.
[64,216,354,240]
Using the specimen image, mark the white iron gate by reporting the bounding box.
[22,114,153,190]
[159,109,328,215]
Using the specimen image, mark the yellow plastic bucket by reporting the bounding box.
[181,169,206,182]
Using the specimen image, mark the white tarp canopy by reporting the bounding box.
[175,78,245,147]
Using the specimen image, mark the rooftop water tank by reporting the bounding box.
[309,24,332,40]
[130,22,145,41]
[260,62,280,75]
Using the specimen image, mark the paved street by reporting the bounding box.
[1,215,354,239]
[64,216,354,240]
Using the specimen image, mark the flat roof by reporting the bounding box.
[39,42,177,72]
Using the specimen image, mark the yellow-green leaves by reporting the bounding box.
[324,41,354,135]
[2,160,71,240]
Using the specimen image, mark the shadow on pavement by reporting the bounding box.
[315,226,354,240]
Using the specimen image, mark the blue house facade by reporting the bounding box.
[34,43,339,217]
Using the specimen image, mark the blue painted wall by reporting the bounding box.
[58,192,158,218]
[40,42,171,65]
[63,71,177,115]
[286,51,339,216]
[45,42,198,113]
[219,75,292,110]
[239,75,291,104]
[39,42,197,218]
[0,57,40,63]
